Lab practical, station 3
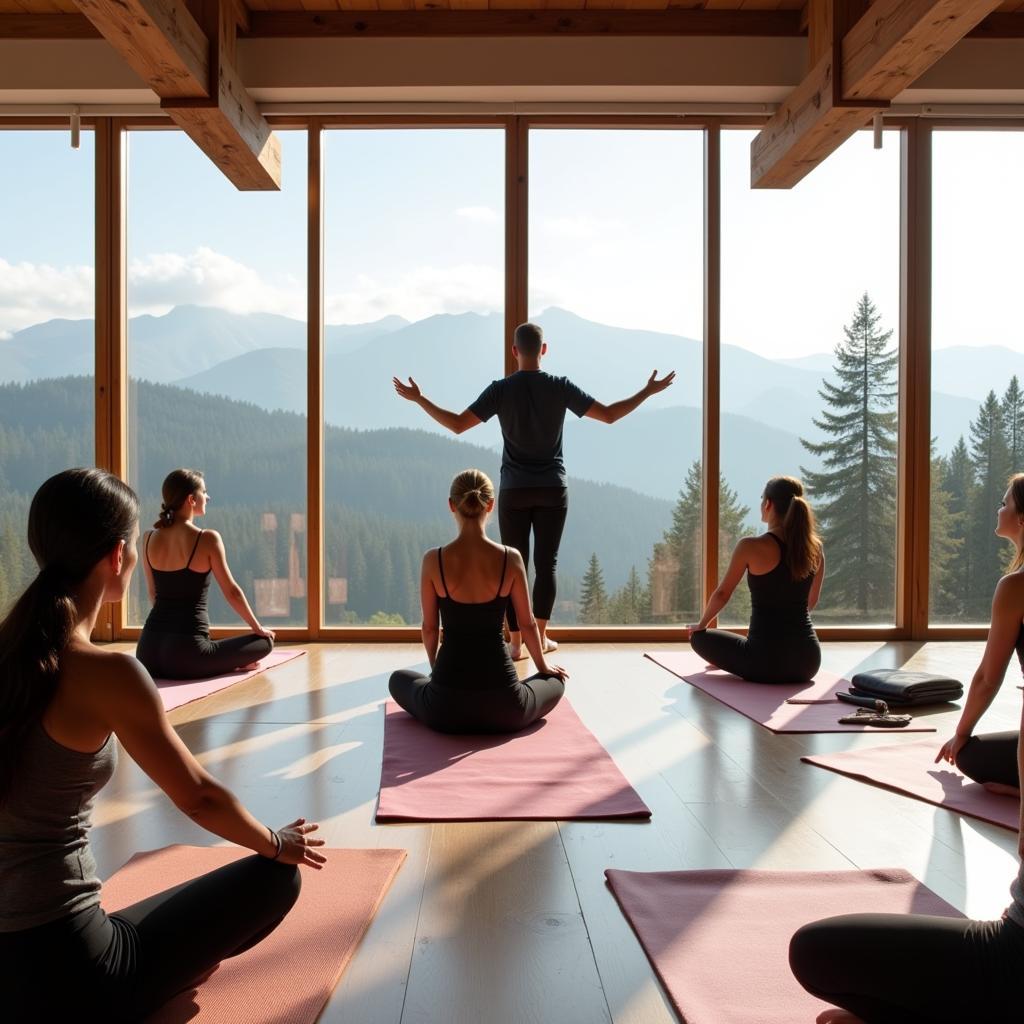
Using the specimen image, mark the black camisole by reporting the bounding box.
[143,530,211,636]
[430,546,519,691]
[746,533,817,645]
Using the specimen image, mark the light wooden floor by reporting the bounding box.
[92,642,1021,1024]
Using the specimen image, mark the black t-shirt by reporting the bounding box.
[469,369,595,489]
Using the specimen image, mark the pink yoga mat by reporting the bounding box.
[803,739,1020,831]
[151,649,307,712]
[606,866,962,1024]
[103,844,406,1024]
[377,698,651,822]
[645,650,938,733]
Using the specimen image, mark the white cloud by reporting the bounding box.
[324,263,502,325]
[456,205,500,226]
[0,248,306,335]
[0,258,95,335]
[127,247,304,319]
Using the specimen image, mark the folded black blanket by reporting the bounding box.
[850,669,963,706]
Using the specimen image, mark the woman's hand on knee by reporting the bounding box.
[935,734,968,766]
[274,818,327,869]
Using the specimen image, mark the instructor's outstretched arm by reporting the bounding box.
[393,376,482,435]
[584,369,675,425]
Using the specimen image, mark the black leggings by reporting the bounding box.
[789,912,1024,1023]
[1,855,300,1023]
[955,731,1019,788]
[389,669,565,734]
[689,627,821,684]
[498,486,569,631]
[136,631,273,680]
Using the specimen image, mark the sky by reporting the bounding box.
[1,126,1022,358]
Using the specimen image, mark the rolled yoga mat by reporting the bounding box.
[644,650,937,733]
[606,866,962,1024]
[377,698,651,822]
[803,738,1020,831]
[151,649,307,712]
[102,844,406,1024]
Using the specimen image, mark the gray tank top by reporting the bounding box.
[0,721,117,932]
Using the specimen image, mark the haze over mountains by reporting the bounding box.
[2,303,1016,505]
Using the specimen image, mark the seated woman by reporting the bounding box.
[687,476,825,684]
[389,469,568,734]
[0,468,325,1022]
[790,701,1024,1024]
[136,468,275,680]
[936,473,1024,798]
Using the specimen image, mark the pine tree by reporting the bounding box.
[579,553,608,624]
[967,390,1011,615]
[647,461,751,624]
[941,436,974,618]
[928,443,963,619]
[609,565,647,624]
[801,293,898,616]
[1002,376,1024,472]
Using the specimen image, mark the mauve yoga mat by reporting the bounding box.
[377,698,651,822]
[151,649,307,712]
[803,739,1020,831]
[606,866,962,1024]
[644,650,937,733]
[103,844,406,1024]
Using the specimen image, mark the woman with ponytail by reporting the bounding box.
[389,468,568,733]
[0,469,324,1022]
[789,477,1024,1024]
[935,472,1024,796]
[136,468,275,679]
[688,475,825,683]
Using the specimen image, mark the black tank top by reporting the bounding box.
[430,546,518,691]
[142,530,211,635]
[746,533,816,642]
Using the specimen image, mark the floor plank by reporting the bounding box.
[89,640,1021,1021]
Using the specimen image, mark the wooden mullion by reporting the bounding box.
[306,121,324,638]
[898,121,932,637]
[95,117,127,640]
[505,117,528,377]
[702,125,721,612]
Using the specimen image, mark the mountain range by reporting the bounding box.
[3,304,1017,504]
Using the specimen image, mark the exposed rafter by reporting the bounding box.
[70,0,280,190]
[4,8,1024,41]
[752,0,1004,189]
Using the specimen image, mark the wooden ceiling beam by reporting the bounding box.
[5,9,1024,41]
[752,0,1004,189]
[71,0,280,190]
[243,10,802,38]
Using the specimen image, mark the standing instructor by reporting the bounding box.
[394,321,674,657]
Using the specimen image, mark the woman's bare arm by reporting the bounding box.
[508,553,565,678]
[807,546,826,612]
[420,551,441,668]
[206,531,269,636]
[97,654,324,866]
[688,539,752,632]
[936,574,1024,765]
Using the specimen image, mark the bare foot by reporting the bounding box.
[241,661,261,671]
[817,1010,867,1024]
[542,637,559,653]
[983,781,1021,798]
[507,644,529,663]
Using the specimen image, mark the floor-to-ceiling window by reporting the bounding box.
[719,128,901,626]
[0,129,95,609]
[125,129,308,628]
[527,128,704,627]
[930,129,1024,626]
[322,128,505,626]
